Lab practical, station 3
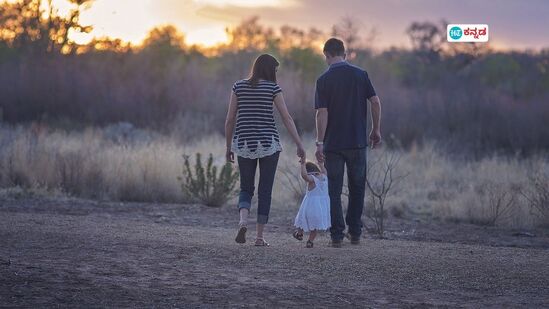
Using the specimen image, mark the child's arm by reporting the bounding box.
[318,161,327,175]
[300,162,314,183]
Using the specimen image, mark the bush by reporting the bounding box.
[521,172,549,227]
[469,182,517,226]
[365,152,408,237]
[178,153,239,207]
[278,163,306,206]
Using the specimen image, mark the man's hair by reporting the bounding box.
[323,38,345,57]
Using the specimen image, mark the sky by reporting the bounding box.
[56,0,549,50]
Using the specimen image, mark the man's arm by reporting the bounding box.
[316,108,328,143]
[368,95,382,148]
[315,108,328,162]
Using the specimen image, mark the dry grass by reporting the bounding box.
[0,125,547,228]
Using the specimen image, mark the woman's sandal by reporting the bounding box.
[254,238,270,247]
[235,225,247,244]
[292,229,304,241]
[306,240,314,248]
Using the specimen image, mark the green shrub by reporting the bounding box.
[178,153,239,207]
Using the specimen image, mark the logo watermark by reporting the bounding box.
[447,24,489,42]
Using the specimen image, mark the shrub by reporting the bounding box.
[178,153,239,207]
[469,182,517,226]
[365,152,408,237]
[278,163,306,205]
[521,172,549,227]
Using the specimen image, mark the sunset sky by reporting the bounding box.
[54,0,549,50]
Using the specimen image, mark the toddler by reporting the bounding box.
[293,161,331,248]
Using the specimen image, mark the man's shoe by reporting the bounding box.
[345,232,361,245]
[350,236,361,245]
[329,239,342,248]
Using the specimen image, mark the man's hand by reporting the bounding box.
[226,148,234,163]
[315,144,325,163]
[369,130,381,149]
[368,96,382,149]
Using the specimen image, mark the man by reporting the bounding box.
[315,38,382,247]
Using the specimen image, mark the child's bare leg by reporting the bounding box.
[308,230,318,242]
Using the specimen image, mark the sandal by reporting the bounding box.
[292,229,304,241]
[235,225,247,244]
[254,238,270,247]
[306,240,314,248]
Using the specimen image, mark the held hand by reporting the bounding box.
[315,144,325,163]
[369,130,382,149]
[226,148,234,163]
[296,144,306,164]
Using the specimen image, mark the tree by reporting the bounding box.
[0,0,94,54]
[331,16,377,56]
[279,25,305,50]
[225,16,276,51]
[82,37,132,54]
[406,20,445,53]
[142,25,185,51]
[331,16,361,51]
[140,25,186,63]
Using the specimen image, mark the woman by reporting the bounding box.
[225,54,306,246]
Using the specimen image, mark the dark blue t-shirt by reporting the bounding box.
[314,61,376,151]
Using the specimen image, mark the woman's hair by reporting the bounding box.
[248,54,279,86]
[305,161,321,174]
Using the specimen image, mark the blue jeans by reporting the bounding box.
[324,148,367,241]
[237,152,280,224]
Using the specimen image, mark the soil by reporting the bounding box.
[1,197,548,308]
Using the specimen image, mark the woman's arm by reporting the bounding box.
[224,91,238,163]
[274,93,305,163]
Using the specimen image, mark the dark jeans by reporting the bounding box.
[237,152,280,224]
[325,148,367,241]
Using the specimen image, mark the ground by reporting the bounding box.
[1,197,548,308]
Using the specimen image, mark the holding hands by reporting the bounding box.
[296,143,306,164]
[226,148,234,163]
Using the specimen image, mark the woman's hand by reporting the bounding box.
[226,148,234,163]
[297,143,306,164]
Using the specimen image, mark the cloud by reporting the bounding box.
[79,0,549,49]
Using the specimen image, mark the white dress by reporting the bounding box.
[294,175,331,232]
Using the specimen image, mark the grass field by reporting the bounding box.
[1,124,547,229]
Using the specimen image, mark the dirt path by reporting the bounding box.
[1,199,549,308]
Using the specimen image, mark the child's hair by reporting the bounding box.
[305,161,321,174]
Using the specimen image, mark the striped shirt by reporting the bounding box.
[231,79,283,159]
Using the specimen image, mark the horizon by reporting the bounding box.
[28,0,549,51]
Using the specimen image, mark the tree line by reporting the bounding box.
[1,0,548,156]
